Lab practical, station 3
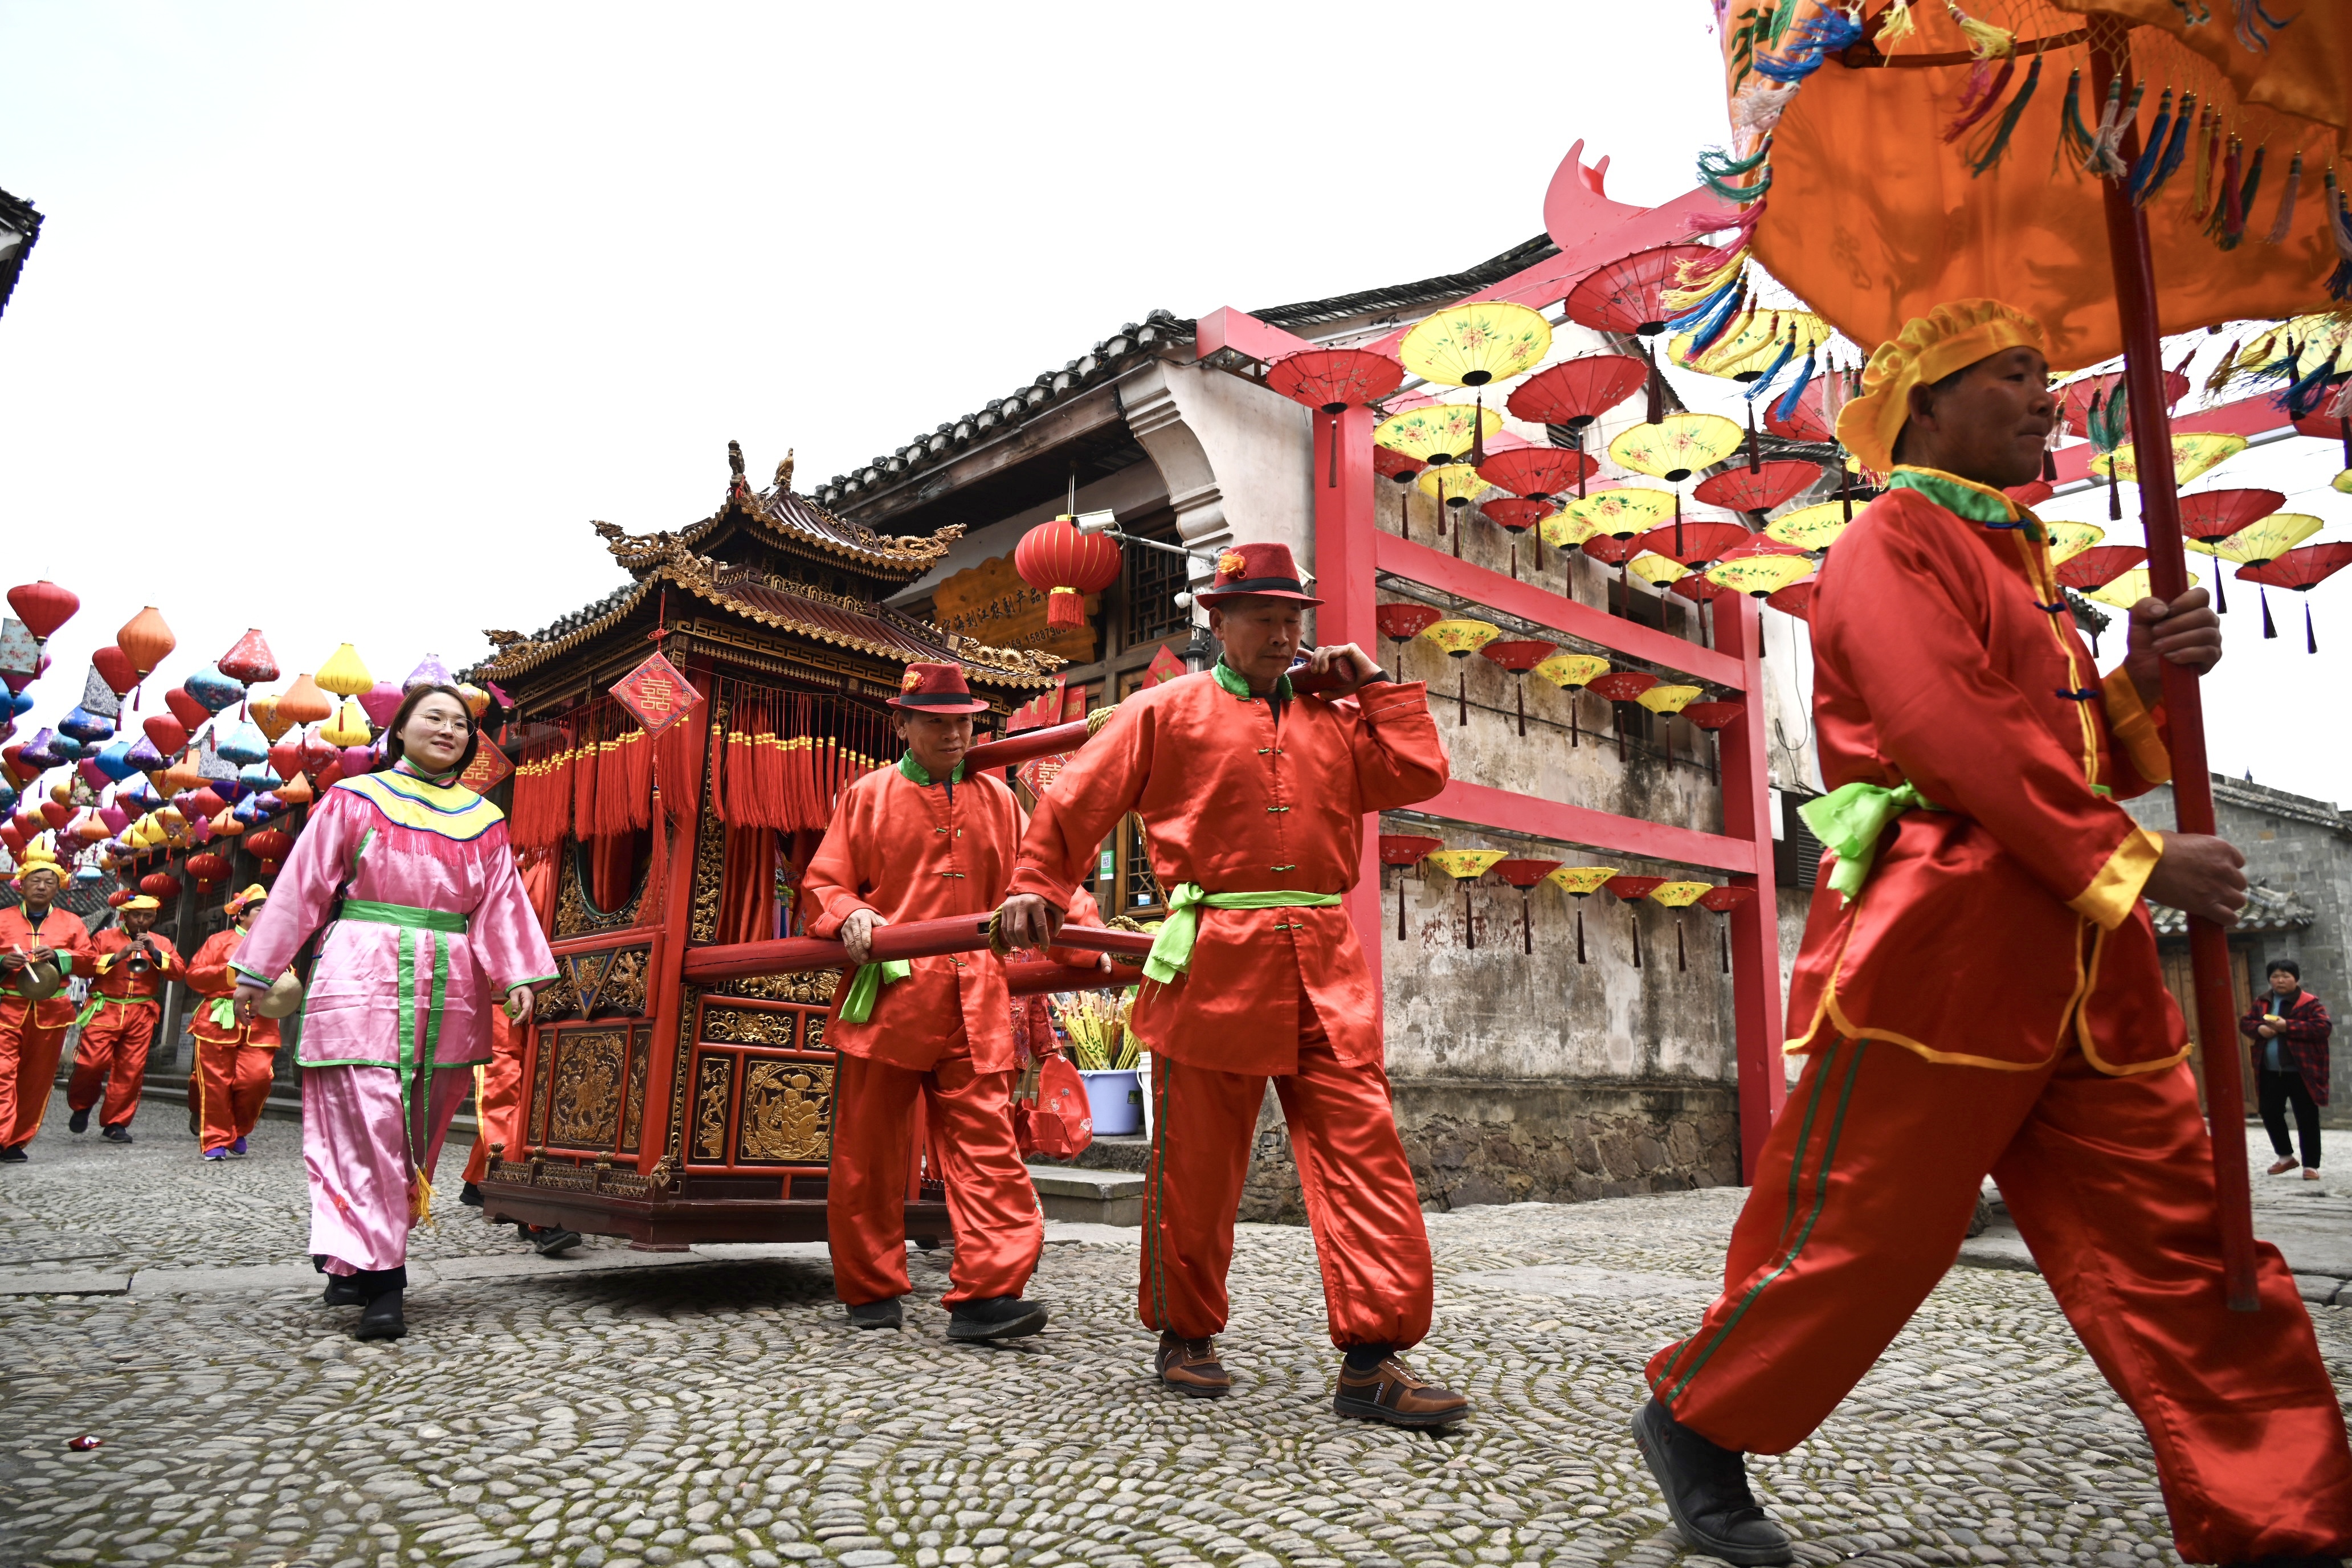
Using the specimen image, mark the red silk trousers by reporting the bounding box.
[0,999,70,1148]
[462,1020,526,1185]
[67,1001,161,1128]
[1647,1035,2352,1566]
[195,1041,275,1153]
[1142,997,1433,1351]
[827,1030,1042,1309]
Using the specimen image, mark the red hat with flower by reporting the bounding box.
[1196,540,1323,608]
[888,662,991,715]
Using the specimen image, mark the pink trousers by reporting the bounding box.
[303,1063,475,1273]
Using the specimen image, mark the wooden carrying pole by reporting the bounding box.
[2091,29,2260,1312]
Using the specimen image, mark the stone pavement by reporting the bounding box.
[3,1086,2350,1568]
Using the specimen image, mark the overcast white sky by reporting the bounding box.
[2,2,2346,810]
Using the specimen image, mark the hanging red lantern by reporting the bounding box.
[268,738,305,783]
[142,714,190,757]
[139,871,181,901]
[6,582,80,644]
[188,786,226,823]
[245,827,294,873]
[106,888,134,909]
[217,629,280,685]
[92,646,138,698]
[164,687,210,734]
[38,799,70,831]
[186,852,230,889]
[1013,516,1122,633]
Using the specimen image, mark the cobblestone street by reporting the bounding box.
[4,1088,2349,1568]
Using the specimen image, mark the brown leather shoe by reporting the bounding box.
[1333,1353,1471,1428]
[1155,1332,1231,1398]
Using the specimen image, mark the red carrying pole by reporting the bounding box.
[2092,32,2259,1312]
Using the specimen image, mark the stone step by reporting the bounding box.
[1027,1165,1145,1227]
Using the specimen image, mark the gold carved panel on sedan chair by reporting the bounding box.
[686,993,838,1167]
[529,1022,656,1154]
[536,942,656,1022]
[553,831,659,939]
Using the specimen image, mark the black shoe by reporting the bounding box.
[1630,1398,1792,1566]
[356,1289,406,1341]
[526,1224,582,1257]
[67,1108,89,1134]
[946,1295,1049,1342]
[0,1145,27,1163]
[846,1298,904,1330]
[459,1181,484,1208]
[322,1275,366,1307]
[101,1126,131,1144]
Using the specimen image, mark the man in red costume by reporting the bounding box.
[66,893,180,1142]
[999,541,1469,1428]
[186,885,282,1160]
[0,842,95,1160]
[804,662,1093,1341]
[1630,300,2352,1568]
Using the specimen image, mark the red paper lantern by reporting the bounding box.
[6,581,79,643]
[139,871,181,901]
[106,888,134,909]
[186,852,230,890]
[268,738,305,782]
[116,608,175,680]
[188,787,225,823]
[38,799,70,831]
[142,714,190,756]
[1014,517,1122,633]
[301,728,342,777]
[164,687,210,734]
[245,828,294,873]
[92,646,138,698]
[217,629,280,685]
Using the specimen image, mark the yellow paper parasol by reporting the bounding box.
[1763,500,1853,552]
[2042,521,2106,566]
[1426,847,1509,952]
[1671,309,1835,380]
[1533,652,1610,750]
[1639,684,1702,715]
[2198,511,2322,569]
[1423,618,1502,727]
[1627,553,1690,587]
[1706,554,1816,598]
[1545,865,1620,964]
[1400,303,1552,390]
[1418,466,1493,511]
[1374,403,1502,468]
[1649,878,1713,970]
[1607,414,1745,485]
[1553,487,1676,544]
[2091,434,2249,487]
[2088,565,2199,610]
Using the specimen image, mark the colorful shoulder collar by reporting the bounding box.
[336,770,504,842]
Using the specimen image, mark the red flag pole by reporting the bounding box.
[2092,29,2259,1312]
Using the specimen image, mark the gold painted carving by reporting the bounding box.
[700,1003,799,1049]
[693,1054,733,1162]
[738,1060,832,1163]
[667,986,700,1162]
[527,1029,554,1145]
[689,689,728,942]
[601,946,651,1016]
[620,1027,648,1154]
[549,1028,627,1149]
[718,969,839,1004]
[803,1013,826,1053]
[538,966,579,1020]
[555,844,647,938]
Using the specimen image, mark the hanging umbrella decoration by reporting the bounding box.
[1669,571,1741,649]
[1762,500,1853,553]
[1477,497,1561,578]
[1374,403,1503,540]
[1508,354,1647,497]
[1603,872,1666,969]
[1375,602,1443,680]
[2197,513,2326,636]
[1418,467,1495,557]
[1377,833,1444,941]
[1265,347,1406,488]
[1698,884,1757,973]
[1675,310,1840,467]
[1586,670,1660,764]
[1693,460,1819,518]
[1013,516,1122,634]
[1420,618,1502,726]
[1681,699,1742,784]
[1492,858,1564,954]
[1477,639,1559,736]
[1399,302,1552,470]
[1533,652,1610,748]
[2055,545,2148,655]
[1608,414,1745,560]
[1706,537,1815,613]
[1376,446,1428,538]
[2236,541,2352,651]
[2041,520,2106,566]
[1564,244,1718,423]
[2090,431,2248,507]
[2175,488,2288,612]
[1638,684,1704,771]
[1424,848,1508,951]
[1649,880,1712,970]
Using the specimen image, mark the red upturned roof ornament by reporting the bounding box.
[1014,515,1122,634]
[6,582,78,645]
[1694,461,1818,514]
[1492,858,1565,954]
[2238,542,2352,652]
[1477,638,1559,736]
[1377,832,1444,940]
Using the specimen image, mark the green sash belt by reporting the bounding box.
[1799,782,1943,903]
[75,992,156,1029]
[1144,886,1343,985]
[336,901,470,1174]
[839,958,912,1024]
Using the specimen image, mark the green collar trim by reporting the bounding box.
[393,757,462,786]
[1213,658,1291,703]
[897,753,965,787]
[1886,466,2042,540]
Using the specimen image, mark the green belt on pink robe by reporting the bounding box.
[337,900,469,1173]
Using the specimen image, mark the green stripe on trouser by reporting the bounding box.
[1649,1039,1869,1405]
[1145,1060,1170,1331]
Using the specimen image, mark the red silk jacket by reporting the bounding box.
[89,928,181,1003]
[1787,469,2183,1073]
[0,904,94,1030]
[1009,667,1447,1077]
[187,928,282,1050]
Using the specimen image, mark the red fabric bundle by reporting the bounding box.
[756,716,789,831]
[593,736,630,840]
[652,705,705,823]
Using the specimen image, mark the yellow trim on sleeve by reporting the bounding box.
[2100,667,2172,784]
[2068,826,2163,930]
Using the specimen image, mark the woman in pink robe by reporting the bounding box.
[234,684,556,1340]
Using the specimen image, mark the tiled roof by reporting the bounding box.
[0,186,41,321]
[810,234,1565,511]
[2149,880,2314,937]
[2209,774,2351,834]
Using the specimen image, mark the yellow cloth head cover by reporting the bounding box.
[1836,299,2051,477]
[225,883,270,916]
[10,842,63,887]
[120,895,161,912]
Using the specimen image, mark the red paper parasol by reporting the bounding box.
[2060,368,2188,440]
[1509,354,1647,429]
[1375,602,1443,675]
[1563,246,1716,338]
[1632,520,1752,571]
[2294,410,2352,469]
[2004,480,2055,508]
[1378,831,1444,940]
[1377,445,1427,538]
[1271,348,1406,487]
[1479,496,1559,579]
[1477,447,1594,504]
[1697,883,1757,971]
[1693,461,1819,514]
[1478,638,1559,736]
[1761,377,1839,443]
[1603,872,1665,969]
[1588,671,1660,766]
[2179,488,2286,613]
[2238,542,2352,652]
[1492,858,1564,954]
[2055,545,2149,593]
[1765,580,1816,622]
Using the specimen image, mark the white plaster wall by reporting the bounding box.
[884,454,1171,609]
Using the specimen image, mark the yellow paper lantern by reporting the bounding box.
[1374,403,1502,467]
[315,643,374,701]
[2090,434,2248,487]
[455,683,491,720]
[1608,414,1745,484]
[1532,652,1611,689]
[2196,512,2323,567]
[1706,555,1816,598]
[1545,866,1619,896]
[1400,303,1553,389]
[1551,487,1676,545]
[317,698,373,749]
[1627,553,1690,587]
[1650,880,1711,908]
[2041,521,2105,566]
[1763,501,1852,552]
[2332,469,2352,496]
[2087,565,2200,610]
[1638,684,1703,715]
[1418,467,1493,509]
[247,693,294,743]
[1425,849,1508,880]
[210,809,244,838]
